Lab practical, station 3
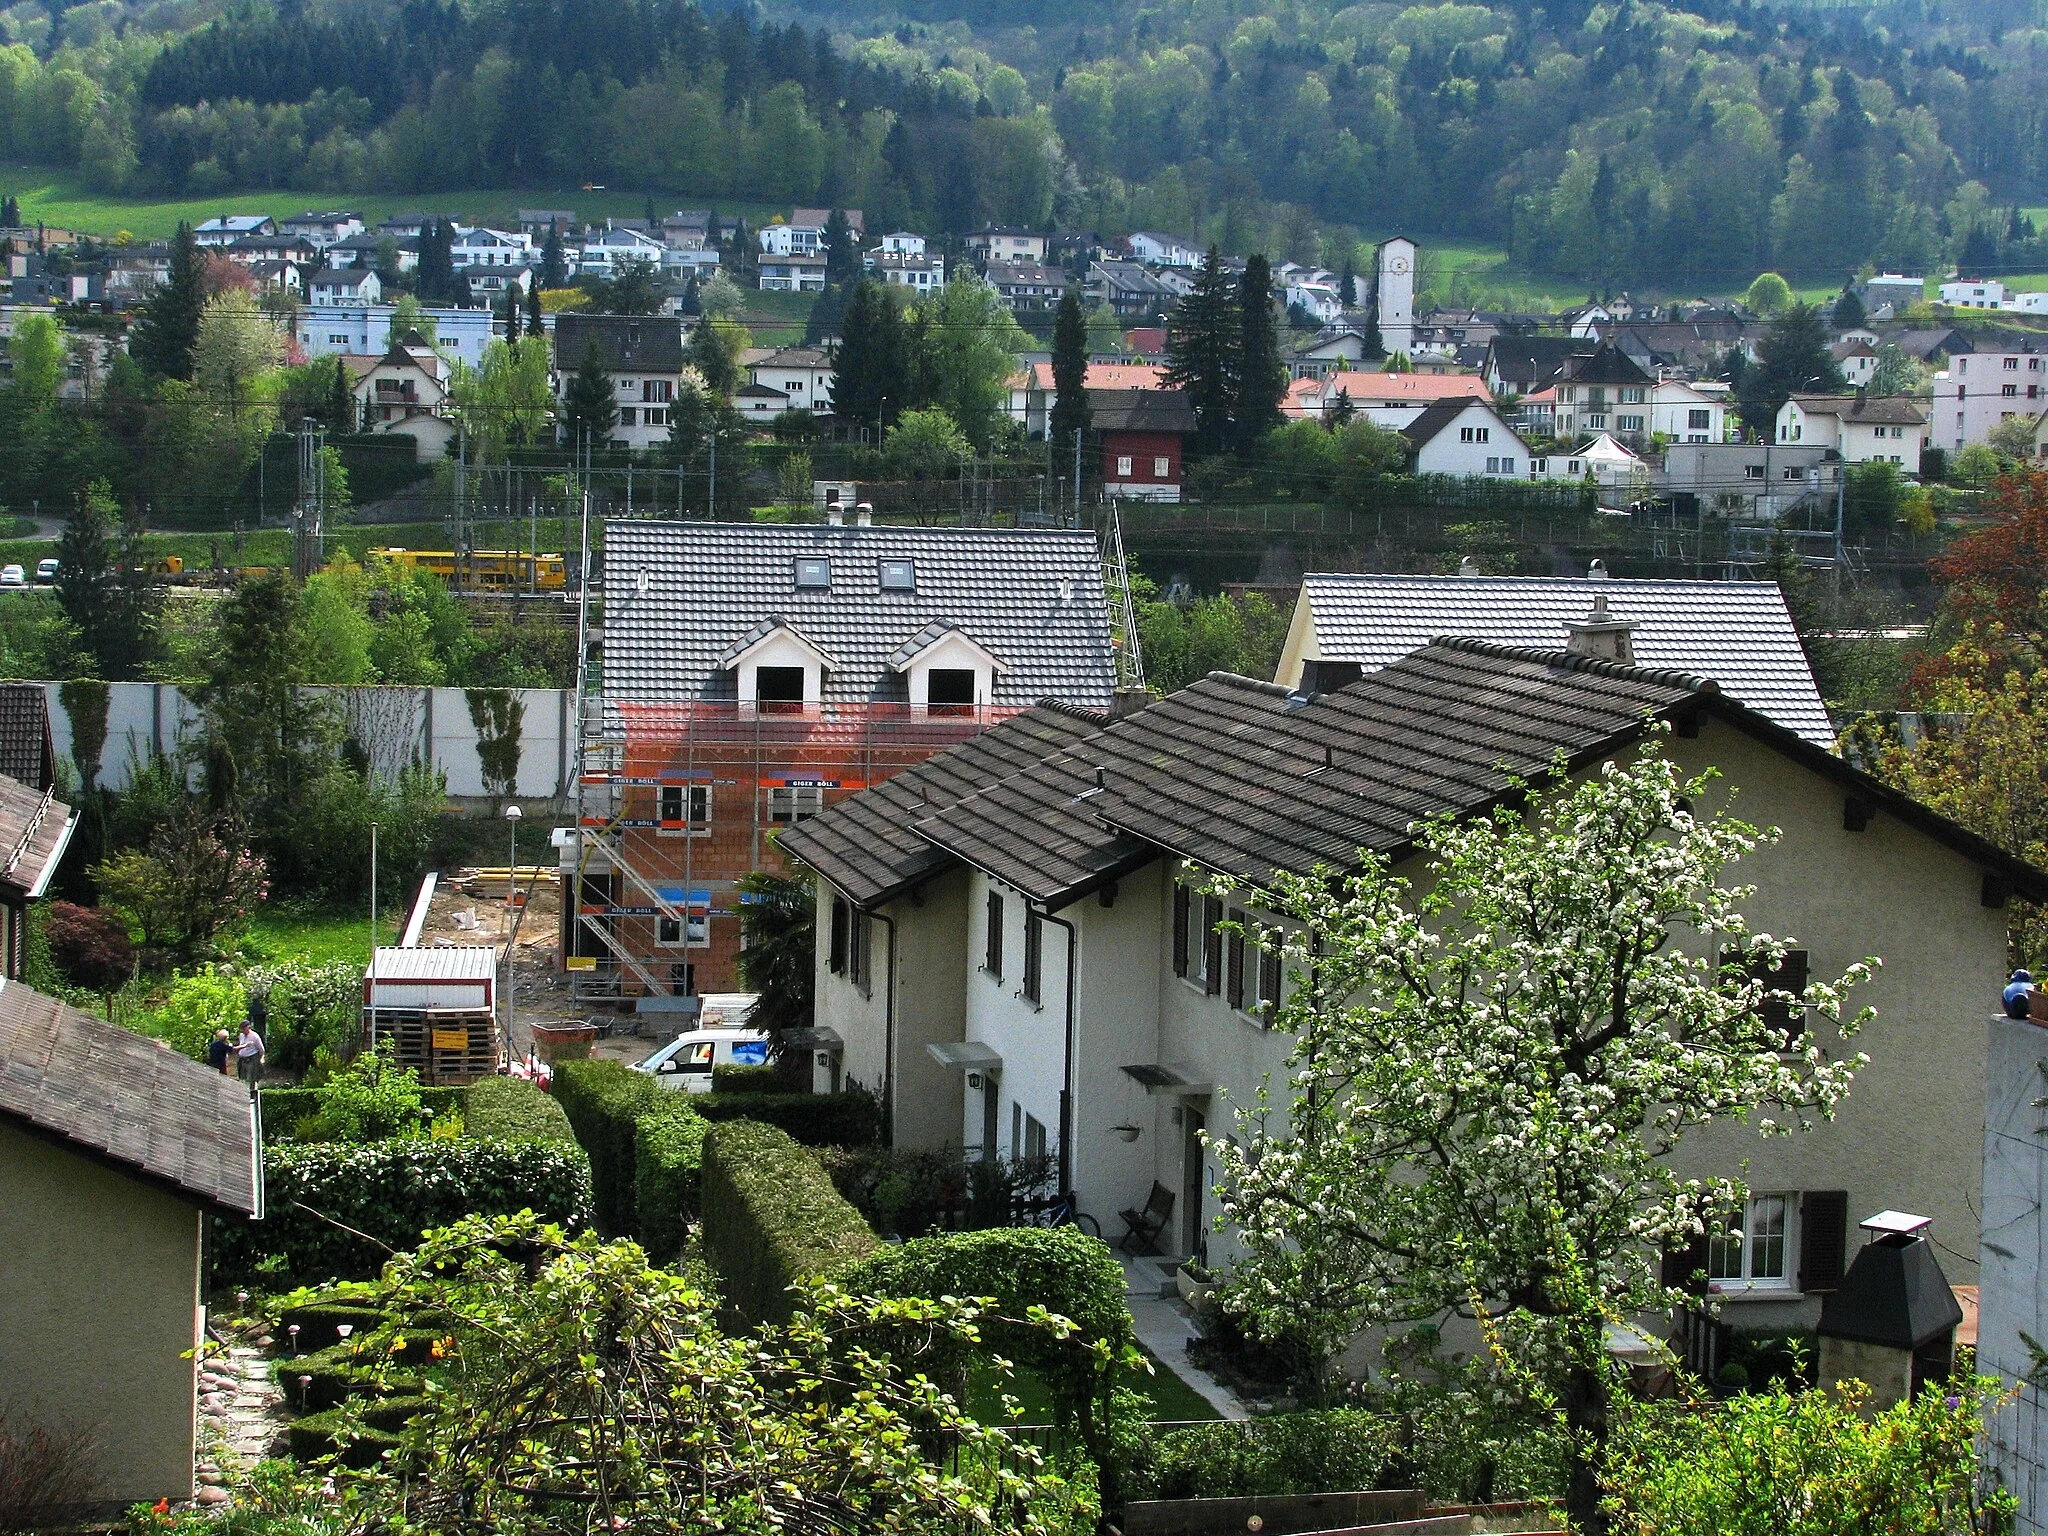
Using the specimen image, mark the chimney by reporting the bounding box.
[1293,658,1364,699]
[1564,593,1637,666]
[1111,686,1153,719]
[1458,556,1481,577]
[1816,1211,1963,1412]
[1587,558,1610,580]
[855,501,874,527]
[824,504,844,527]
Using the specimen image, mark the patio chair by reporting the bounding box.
[1118,1182,1176,1256]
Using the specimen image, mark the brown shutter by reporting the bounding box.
[1260,942,1282,1017]
[829,897,849,974]
[1202,896,1223,995]
[1227,911,1246,1010]
[986,891,1004,978]
[1661,1235,1710,1296]
[1172,884,1190,977]
[1798,1189,1849,1293]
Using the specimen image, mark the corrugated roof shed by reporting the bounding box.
[0,981,260,1216]
[1291,574,1835,747]
[601,521,1117,709]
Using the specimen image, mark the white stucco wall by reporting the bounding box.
[961,871,1069,1161]
[1979,1011,2048,1534]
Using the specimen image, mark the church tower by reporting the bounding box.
[1375,236,1416,355]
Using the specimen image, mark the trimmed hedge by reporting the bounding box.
[213,1138,593,1284]
[285,1413,402,1468]
[282,1343,424,1412]
[273,1302,385,1353]
[710,1062,788,1094]
[462,1075,577,1144]
[552,1059,666,1236]
[700,1120,877,1325]
[694,1089,880,1147]
[261,1086,463,1143]
[1135,1412,1399,1501]
[634,1097,710,1264]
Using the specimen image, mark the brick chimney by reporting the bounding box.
[1565,593,1636,666]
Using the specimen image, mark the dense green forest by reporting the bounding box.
[5,0,2048,286]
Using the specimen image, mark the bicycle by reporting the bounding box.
[1043,1190,1101,1238]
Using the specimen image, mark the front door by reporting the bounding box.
[1182,1108,1207,1261]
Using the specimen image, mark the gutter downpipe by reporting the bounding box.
[870,906,897,1141]
[1039,907,1080,1202]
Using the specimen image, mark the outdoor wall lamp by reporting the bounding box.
[1110,1123,1142,1143]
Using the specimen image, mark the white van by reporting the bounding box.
[630,1028,772,1092]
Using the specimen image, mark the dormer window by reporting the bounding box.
[927,669,975,708]
[879,559,916,592]
[795,557,831,589]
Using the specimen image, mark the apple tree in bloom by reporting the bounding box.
[1210,742,1875,1532]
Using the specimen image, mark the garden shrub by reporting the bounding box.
[245,959,362,1078]
[694,1088,881,1147]
[461,1075,576,1144]
[1134,1411,1399,1501]
[634,1097,710,1264]
[552,1058,666,1236]
[284,1412,402,1468]
[262,1086,462,1143]
[710,1062,786,1094]
[818,1146,1054,1237]
[135,967,246,1060]
[282,1343,424,1412]
[213,1138,592,1284]
[292,1045,427,1142]
[700,1119,876,1325]
[273,1301,386,1353]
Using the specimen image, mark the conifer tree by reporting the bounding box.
[327,355,354,432]
[823,209,859,284]
[1164,246,1239,456]
[1235,253,1286,448]
[563,343,618,449]
[1050,287,1091,451]
[541,226,568,290]
[501,282,522,340]
[129,224,206,380]
[525,281,543,338]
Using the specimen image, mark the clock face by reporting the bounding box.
[1389,256,1410,274]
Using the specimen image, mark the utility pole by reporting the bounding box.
[708,423,717,517]
[1072,427,1083,519]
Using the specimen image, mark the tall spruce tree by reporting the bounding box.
[1737,301,1845,435]
[1235,254,1286,448]
[525,281,543,337]
[823,209,859,284]
[129,223,206,380]
[1050,287,1091,453]
[563,343,618,449]
[832,279,911,435]
[501,282,522,340]
[1164,246,1239,456]
[326,355,354,431]
[540,226,568,290]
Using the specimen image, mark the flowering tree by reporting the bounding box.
[1211,744,1875,1533]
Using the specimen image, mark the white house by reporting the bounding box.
[1283,370,1493,431]
[1126,231,1202,268]
[879,232,926,257]
[451,227,534,268]
[746,346,835,414]
[1402,398,1530,478]
[192,214,275,247]
[1931,343,2048,452]
[1939,279,2008,310]
[758,254,828,293]
[551,313,687,450]
[279,210,365,247]
[1284,280,1345,324]
[868,251,944,293]
[339,337,456,459]
[1648,378,1729,444]
[577,225,666,277]
[1776,393,1928,465]
[661,247,723,280]
[1831,339,1878,389]
[297,305,496,369]
[308,267,382,306]
[969,226,1050,265]
[759,220,826,258]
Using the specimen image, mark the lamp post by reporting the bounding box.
[503,804,521,1057]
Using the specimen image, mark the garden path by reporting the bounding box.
[1121,1257,1250,1420]
[195,1332,288,1499]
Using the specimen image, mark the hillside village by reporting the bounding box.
[13,13,2048,1536]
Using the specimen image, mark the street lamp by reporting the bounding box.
[503,804,522,1058]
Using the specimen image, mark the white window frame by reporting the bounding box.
[656,782,711,837]
[1708,1192,1796,1293]
[1116,455,1134,477]
[766,785,825,823]
[656,910,710,948]
[1152,456,1170,477]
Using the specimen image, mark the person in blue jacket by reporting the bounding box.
[2005,968,2035,1019]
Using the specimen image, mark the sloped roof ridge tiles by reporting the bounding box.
[1426,634,1720,695]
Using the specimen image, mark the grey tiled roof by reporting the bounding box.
[0,684,52,790]
[777,703,1107,905]
[895,640,2048,908]
[1293,574,1834,746]
[601,521,1117,708]
[554,314,686,374]
[0,981,260,1216]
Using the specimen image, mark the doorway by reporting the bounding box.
[1181,1107,1207,1261]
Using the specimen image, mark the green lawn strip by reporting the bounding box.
[967,1344,1220,1427]
[0,517,592,567]
[233,904,403,968]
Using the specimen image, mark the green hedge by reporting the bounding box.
[1133,1412,1400,1501]
[285,1413,402,1468]
[281,1342,424,1412]
[213,1138,593,1284]
[552,1059,666,1236]
[634,1097,710,1265]
[261,1086,463,1143]
[694,1089,880,1147]
[273,1302,385,1354]
[462,1076,577,1144]
[709,1063,787,1094]
[700,1120,877,1325]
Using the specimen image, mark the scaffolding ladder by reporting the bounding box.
[1102,499,1146,691]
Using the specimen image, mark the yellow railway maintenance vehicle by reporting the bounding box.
[369,548,568,592]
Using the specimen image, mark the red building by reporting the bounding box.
[1090,387,1197,503]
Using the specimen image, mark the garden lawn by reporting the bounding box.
[3,167,787,243]
[234,904,402,968]
[968,1344,1220,1426]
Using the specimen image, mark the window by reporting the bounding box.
[794,557,831,589]
[1201,894,1224,995]
[327,332,350,346]
[1709,1193,1792,1288]
[829,896,850,974]
[985,890,1005,978]
[657,909,708,947]
[848,907,871,991]
[1022,1111,1048,1161]
[1485,456,1501,473]
[1153,456,1170,477]
[1116,455,1134,476]
[657,782,710,833]
[1725,946,1810,1048]
[1688,409,1711,430]
[1500,457,1515,475]
[1745,464,1765,480]
[1585,414,1608,430]
[2005,384,2019,398]
[927,668,976,709]
[1460,425,1491,443]
[1784,468,1803,480]
[2007,357,2022,370]
[1172,882,1191,977]
[879,558,916,592]
[643,408,668,428]
[656,1040,716,1078]
[1618,415,1644,432]
[755,667,805,708]
[1022,912,1043,1005]
[766,785,824,822]
[1621,387,1645,403]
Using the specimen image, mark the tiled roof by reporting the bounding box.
[0,684,51,790]
[0,981,260,1216]
[601,521,1117,708]
[1293,573,1834,745]
[1402,398,1506,450]
[1788,393,1927,426]
[1323,371,1492,404]
[1087,387,1198,434]
[0,773,75,900]
[1484,335,1596,386]
[1016,362,1168,392]
[778,704,1106,904]
[895,640,2048,908]
[554,315,686,374]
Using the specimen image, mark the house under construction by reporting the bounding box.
[562,516,1120,1013]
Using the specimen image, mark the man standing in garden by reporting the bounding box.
[234,1018,265,1092]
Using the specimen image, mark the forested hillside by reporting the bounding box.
[4,0,2048,287]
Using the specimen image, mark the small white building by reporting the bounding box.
[759,254,828,293]
[868,250,944,292]
[969,226,1050,265]
[451,227,534,268]
[878,232,926,257]
[746,346,835,414]
[1776,393,1927,465]
[279,210,365,247]
[578,225,667,277]
[1284,280,1345,324]
[1648,378,1729,444]
[1940,279,2008,310]
[192,214,275,247]
[308,267,382,306]
[1402,398,1530,479]
[1126,231,1202,268]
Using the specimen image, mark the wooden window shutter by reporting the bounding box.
[1227,911,1246,1010]
[986,891,1004,979]
[1172,884,1190,977]
[1725,946,1810,1048]
[1259,941,1282,1016]
[829,897,849,974]
[1661,1234,1710,1295]
[1798,1190,1849,1293]
[1202,896,1223,995]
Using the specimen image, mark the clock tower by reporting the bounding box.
[1375,236,1416,356]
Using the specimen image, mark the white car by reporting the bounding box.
[0,566,26,588]
[630,1027,773,1092]
[35,558,58,583]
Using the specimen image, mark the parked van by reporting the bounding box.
[630,1028,772,1092]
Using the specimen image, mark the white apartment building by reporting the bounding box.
[1775,393,1928,465]
[295,305,496,370]
[1932,345,2048,451]
[450,227,534,268]
[1940,280,2008,310]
